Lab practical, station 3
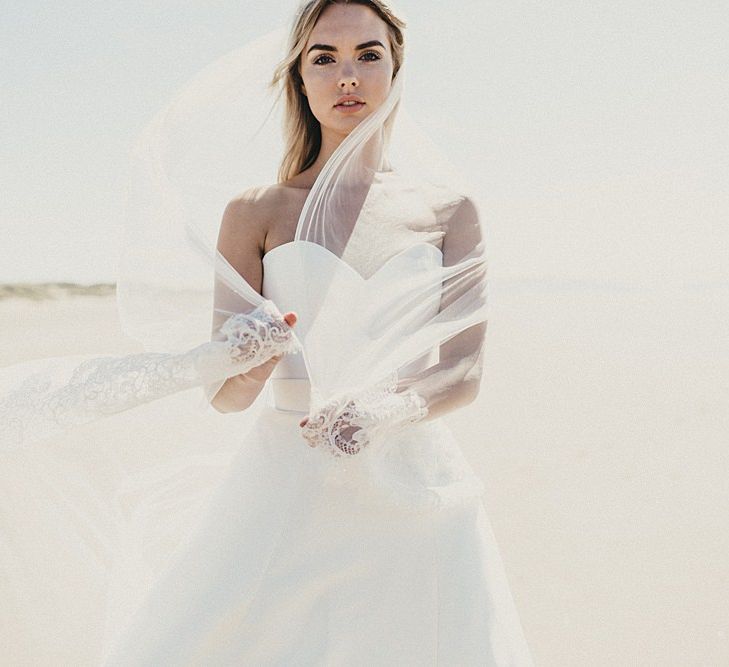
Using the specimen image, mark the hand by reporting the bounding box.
[299,395,368,456]
[205,302,301,390]
[298,377,428,458]
[238,311,297,384]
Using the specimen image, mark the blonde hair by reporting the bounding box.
[270,0,406,184]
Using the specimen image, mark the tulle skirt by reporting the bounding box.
[1,388,534,666]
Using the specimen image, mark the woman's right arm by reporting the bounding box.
[209,191,296,414]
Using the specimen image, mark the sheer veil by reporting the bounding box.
[1,1,494,658]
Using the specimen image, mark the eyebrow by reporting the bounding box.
[306,40,385,55]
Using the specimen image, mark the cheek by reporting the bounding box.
[302,73,330,104]
[372,72,393,102]
[306,86,331,116]
[371,62,394,90]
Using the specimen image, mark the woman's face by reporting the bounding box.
[300,3,394,138]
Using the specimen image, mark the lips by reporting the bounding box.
[334,94,365,108]
[334,101,365,113]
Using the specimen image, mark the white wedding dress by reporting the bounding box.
[99,236,535,666]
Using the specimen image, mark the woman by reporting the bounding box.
[2,1,535,664]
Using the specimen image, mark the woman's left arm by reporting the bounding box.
[392,194,488,421]
[300,196,488,455]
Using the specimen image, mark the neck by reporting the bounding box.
[307,124,386,181]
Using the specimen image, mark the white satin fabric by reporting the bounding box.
[101,238,534,666]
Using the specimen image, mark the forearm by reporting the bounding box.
[405,373,480,422]
[209,373,266,413]
[394,356,482,422]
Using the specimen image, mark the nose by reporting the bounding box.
[338,69,358,89]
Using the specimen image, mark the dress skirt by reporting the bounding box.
[101,400,535,666]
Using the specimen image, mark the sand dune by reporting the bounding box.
[0,282,116,301]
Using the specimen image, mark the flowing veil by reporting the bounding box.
[1,2,493,661]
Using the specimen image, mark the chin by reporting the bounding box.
[324,118,365,136]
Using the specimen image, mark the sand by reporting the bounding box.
[1,282,727,665]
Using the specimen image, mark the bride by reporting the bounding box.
[1,1,535,664]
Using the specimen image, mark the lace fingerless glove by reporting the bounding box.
[197,300,301,383]
[300,373,428,457]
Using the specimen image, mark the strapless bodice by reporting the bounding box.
[261,240,443,413]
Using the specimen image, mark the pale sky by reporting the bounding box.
[1,0,727,287]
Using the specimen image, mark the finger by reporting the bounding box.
[284,312,297,326]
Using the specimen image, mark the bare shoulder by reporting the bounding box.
[441,194,484,263]
[214,183,309,290]
[218,186,270,247]
[257,182,312,252]
[217,184,294,252]
[212,185,282,296]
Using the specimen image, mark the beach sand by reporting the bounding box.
[1,282,727,665]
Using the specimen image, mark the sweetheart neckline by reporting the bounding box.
[262,239,443,270]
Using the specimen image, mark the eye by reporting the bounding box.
[360,51,381,61]
[313,54,334,65]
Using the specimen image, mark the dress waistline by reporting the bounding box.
[270,378,310,414]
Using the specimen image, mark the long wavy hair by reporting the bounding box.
[270,0,406,184]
